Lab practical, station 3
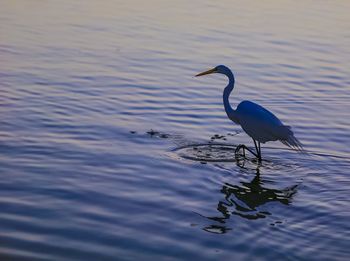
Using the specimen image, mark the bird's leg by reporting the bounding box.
[235,144,245,156]
[253,139,262,161]
[253,139,259,155]
[235,144,258,158]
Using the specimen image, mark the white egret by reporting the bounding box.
[196,65,302,161]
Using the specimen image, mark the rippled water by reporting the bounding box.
[1,0,350,260]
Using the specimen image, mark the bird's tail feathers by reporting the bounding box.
[279,126,305,152]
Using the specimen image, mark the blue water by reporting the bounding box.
[1,1,350,260]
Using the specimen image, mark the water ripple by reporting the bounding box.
[1,0,350,260]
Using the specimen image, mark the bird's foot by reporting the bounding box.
[235,144,261,161]
[235,144,246,157]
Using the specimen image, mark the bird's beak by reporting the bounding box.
[195,68,217,77]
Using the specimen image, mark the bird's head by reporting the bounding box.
[195,65,230,77]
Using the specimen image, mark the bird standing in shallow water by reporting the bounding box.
[195,65,303,161]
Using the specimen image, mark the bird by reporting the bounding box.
[195,65,303,161]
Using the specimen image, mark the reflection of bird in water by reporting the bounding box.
[220,168,297,220]
[200,162,298,234]
[196,65,303,161]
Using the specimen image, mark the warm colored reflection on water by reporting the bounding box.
[1,0,350,260]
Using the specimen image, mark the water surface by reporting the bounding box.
[1,1,350,260]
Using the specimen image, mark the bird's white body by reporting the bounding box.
[196,65,302,160]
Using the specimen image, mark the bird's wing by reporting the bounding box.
[236,101,303,151]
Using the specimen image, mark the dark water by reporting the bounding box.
[1,1,350,260]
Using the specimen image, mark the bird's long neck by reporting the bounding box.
[223,71,239,124]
